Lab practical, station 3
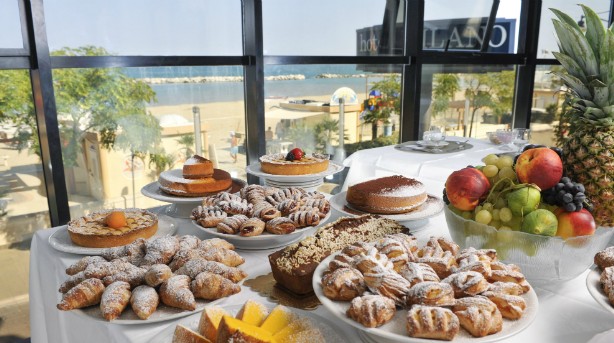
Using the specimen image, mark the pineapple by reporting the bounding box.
[551,5,614,226]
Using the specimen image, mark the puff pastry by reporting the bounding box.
[322,267,366,301]
[452,296,503,337]
[239,217,265,237]
[144,264,173,287]
[398,262,440,287]
[175,258,247,283]
[405,281,455,307]
[216,215,249,234]
[442,271,489,297]
[264,217,296,235]
[406,305,459,341]
[481,291,526,320]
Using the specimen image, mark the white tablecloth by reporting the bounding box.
[30,139,614,342]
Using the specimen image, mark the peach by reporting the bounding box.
[555,208,596,239]
[105,210,127,229]
[445,167,491,211]
[515,148,563,190]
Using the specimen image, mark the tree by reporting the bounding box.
[362,74,401,140]
[432,74,460,116]
[176,134,195,160]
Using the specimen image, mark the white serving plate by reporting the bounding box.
[246,161,344,182]
[329,191,444,222]
[586,265,614,315]
[313,252,540,343]
[191,211,331,250]
[48,215,177,255]
[148,304,347,343]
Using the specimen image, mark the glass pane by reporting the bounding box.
[420,64,517,139]
[52,65,246,216]
[539,0,611,58]
[424,0,520,53]
[44,0,242,56]
[0,69,50,338]
[264,64,402,192]
[529,65,562,146]
[0,0,23,49]
[263,0,404,56]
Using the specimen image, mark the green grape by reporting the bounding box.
[483,164,499,178]
[474,205,483,214]
[507,216,523,231]
[495,155,514,169]
[498,166,517,181]
[499,225,512,231]
[461,211,473,219]
[499,207,513,222]
[492,209,500,221]
[475,210,493,224]
[490,220,502,228]
[482,202,494,212]
[494,197,507,209]
[482,154,499,165]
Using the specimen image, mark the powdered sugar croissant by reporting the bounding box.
[57,278,105,311]
[175,258,247,282]
[191,272,241,300]
[159,275,195,311]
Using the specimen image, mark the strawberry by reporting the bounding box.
[285,148,304,161]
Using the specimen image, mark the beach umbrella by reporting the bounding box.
[369,90,382,97]
[330,87,359,105]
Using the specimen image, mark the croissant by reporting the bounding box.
[57,278,105,311]
[83,260,131,279]
[141,235,180,266]
[264,217,296,235]
[159,275,196,311]
[252,202,281,221]
[346,294,396,328]
[175,258,247,283]
[198,238,235,251]
[100,281,131,321]
[216,215,249,234]
[288,210,320,228]
[192,205,227,228]
[168,248,196,271]
[101,238,146,265]
[144,264,173,287]
[322,267,366,301]
[59,271,87,293]
[239,217,265,237]
[194,247,245,267]
[102,263,147,289]
[130,285,159,320]
[191,271,241,300]
[406,305,459,341]
[66,256,107,275]
[276,199,300,216]
[178,235,200,251]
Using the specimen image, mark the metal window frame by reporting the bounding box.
[2,0,614,226]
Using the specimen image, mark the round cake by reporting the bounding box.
[345,175,428,214]
[67,208,158,248]
[158,168,232,197]
[259,152,329,175]
[182,155,214,179]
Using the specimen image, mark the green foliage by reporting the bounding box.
[148,150,175,177]
[432,74,460,115]
[344,131,399,156]
[362,74,401,139]
[176,133,195,158]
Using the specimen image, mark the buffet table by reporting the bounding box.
[30,138,614,342]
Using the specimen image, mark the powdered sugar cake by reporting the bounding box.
[346,175,428,214]
[158,169,232,197]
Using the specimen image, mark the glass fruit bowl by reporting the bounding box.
[444,205,614,281]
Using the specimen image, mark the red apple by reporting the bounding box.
[555,208,596,239]
[445,167,491,211]
[515,148,563,190]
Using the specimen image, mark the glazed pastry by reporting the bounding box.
[191,272,241,300]
[239,217,266,237]
[595,246,614,270]
[406,305,459,341]
[59,271,87,293]
[159,275,196,311]
[397,262,440,287]
[100,281,131,321]
[452,297,503,337]
[405,281,455,307]
[191,205,227,228]
[198,238,235,251]
[346,294,396,328]
[66,256,107,275]
[417,245,457,278]
[102,263,147,288]
[141,235,180,266]
[426,236,460,257]
[481,291,526,320]
[364,271,412,306]
[216,215,249,234]
[130,285,159,320]
[101,238,147,265]
[375,237,411,272]
[486,281,524,296]
[264,217,296,235]
[252,202,282,221]
[178,235,200,251]
[321,267,366,301]
[276,199,300,216]
[175,258,247,283]
[442,271,489,297]
[57,278,105,311]
[288,210,320,228]
[144,264,173,287]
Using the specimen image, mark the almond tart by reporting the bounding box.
[259,152,329,175]
[67,208,158,248]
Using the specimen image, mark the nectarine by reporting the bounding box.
[445,167,490,211]
[555,208,596,239]
[515,147,563,190]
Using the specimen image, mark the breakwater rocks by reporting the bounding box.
[141,73,394,84]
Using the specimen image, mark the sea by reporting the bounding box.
[124,65,390,106]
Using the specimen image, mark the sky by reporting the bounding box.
[0,0,611,58]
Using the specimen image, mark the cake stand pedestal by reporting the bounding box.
[246,162,344,192]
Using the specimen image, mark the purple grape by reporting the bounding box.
[564,203,577,211]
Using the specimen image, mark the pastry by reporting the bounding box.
[481,291,526,320]
[217,199,253,216]
[426,236,460,257]
[198,306,231,341]
[101,238,147,265]
[265,217,296,235]
[190,272,241,300]
[346,294,396,328]
[259,152,329,175]
[406,305,459,341]
[417,245,457,278]
[397,262,440,287]
[268,215,407,295]
[191,206,227,228]
[190,246,245,267]
[239,217,265,237]
[601,266,614,295]
[130,285,159,320]
[354,247,393,275]
[159,275,196,311]
[172,324,209,343]
[83,260,132,279]
[59,272,87,294]
[67,209,158,248]
[595,246,614,270]
[488,268,531,293]
[141,235,180,266]
[57,278,105,311]
[327,253,356,272]
[287,210,320,228]
[405,281,455,307]
[198,238,235,251]
[454,256,492,278]
[346,175,428,214]
[375,237,412,272]
[100,281,131,321]
[486,281,524,296]
[442,271,489,297]
[182,155,214,179]
[66,256,107,275]
[452,297,503,337]
[341,241,371,257]
[144,264,173,287]
[102,263,147,288]
[217,215,249,234]
[302,198,330,217]
[252,202,282,221]
[276,199,300,216]
[364,271,412,306]
[158,168,232,197]
[175,258,247,283]
[321,267,366,301]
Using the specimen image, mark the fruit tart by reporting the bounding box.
[259,148,329,175]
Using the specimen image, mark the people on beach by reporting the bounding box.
[230,131,239,163]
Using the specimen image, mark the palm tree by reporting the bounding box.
[362,75,401,140]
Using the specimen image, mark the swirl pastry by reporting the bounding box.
[192,205,227,228]
[347,294,396,328]
[239,217,265,237]
[288,210,320,228]
[406,305,459,341]
[100,281,131,321]
[130,285,159,320]
[144,264,173,287]
[191,271,241,300]
[322,267,366,301]
[159,275,196,311]
[216,215,249,234]
[452,297,503,337]
[397,262,440,287]
[276,199,300,216]
[66,256,107,275]
[481,291,526,320]
[57,278,105,311]
[405,281,455,307]
[264,217,296,235]
[175,258,247,282]
[442,271,489,297]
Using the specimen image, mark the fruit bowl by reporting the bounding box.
[444,205,614,281]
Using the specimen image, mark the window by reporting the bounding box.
[529,65,563,146]
[0,0,23,49]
